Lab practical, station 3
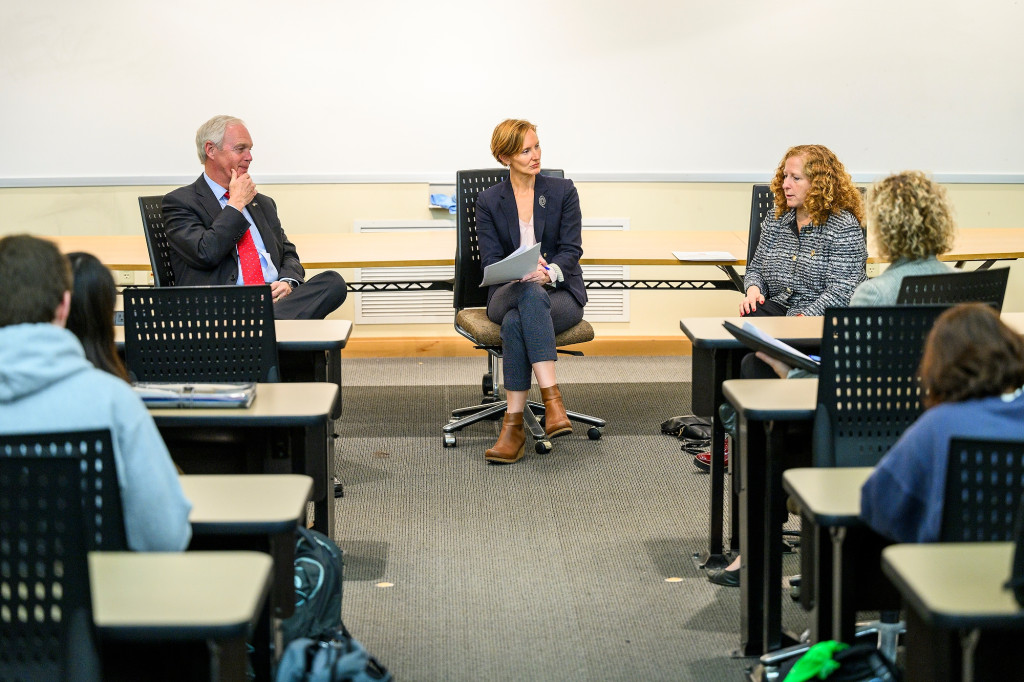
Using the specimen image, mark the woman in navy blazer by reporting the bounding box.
[475,119,588,464]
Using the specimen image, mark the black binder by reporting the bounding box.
[722,320,820,374]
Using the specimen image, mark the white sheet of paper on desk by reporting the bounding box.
[480,242,542,287]
[672,251,737,261]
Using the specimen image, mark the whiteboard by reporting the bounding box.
[1,0,1022,186]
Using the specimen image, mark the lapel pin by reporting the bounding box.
[539,195,546,208]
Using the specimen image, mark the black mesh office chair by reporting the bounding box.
[763,307,947,673]
[813,305,947,468]
[138,195,175,287]
[942,436,1024,542]
[0,429,127,682]
[896,267,1010,310]
[442,169,605,453]
[123,285,280,382]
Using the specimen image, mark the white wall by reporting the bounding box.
[2,0,1022,186]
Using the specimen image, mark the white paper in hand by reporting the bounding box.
[480,242,542,287]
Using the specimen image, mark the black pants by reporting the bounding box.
[274,271,347,320]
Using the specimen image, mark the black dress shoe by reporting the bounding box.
[707,566,740,587]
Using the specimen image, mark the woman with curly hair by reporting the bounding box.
[741,144,867,317]
[860,303,1024,543]
[848,171,956,305]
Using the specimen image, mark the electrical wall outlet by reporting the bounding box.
[115,270,134,286]
[866,262,880,278]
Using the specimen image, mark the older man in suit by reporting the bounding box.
[162,115,346,319]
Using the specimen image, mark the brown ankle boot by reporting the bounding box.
[540,385,572,438]
[485,412,525,464]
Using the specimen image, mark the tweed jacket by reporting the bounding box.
[744,209,867,316]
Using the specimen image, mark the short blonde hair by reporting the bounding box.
[867,171,955,261]
[490,119,537,166]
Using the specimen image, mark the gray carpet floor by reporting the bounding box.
[331,355,805,681]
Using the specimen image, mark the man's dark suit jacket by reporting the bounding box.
[475,174,587,308]
[162,175,305,287]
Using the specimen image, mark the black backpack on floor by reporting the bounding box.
[280,527,345,647]
[276,528,392,682]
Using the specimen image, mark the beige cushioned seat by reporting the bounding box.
[455,308,594,348]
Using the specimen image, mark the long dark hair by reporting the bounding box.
[65,252,130,382]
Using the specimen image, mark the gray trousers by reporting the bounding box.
[487,282,584,391]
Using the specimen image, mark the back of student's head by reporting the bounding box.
[867,171,955,261]
[0,235,71,328]
[66,251,130,381]
[920,302,1024,408]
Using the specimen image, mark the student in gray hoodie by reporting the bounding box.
[0,234,191,551]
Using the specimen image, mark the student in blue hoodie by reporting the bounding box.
[861,303,1024,542]
[0,235,191,551]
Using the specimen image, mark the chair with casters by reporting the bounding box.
[122,284,280,383]
[138,195,175,287]
[896,266,1010,310]
[0,429,127,682]
[760,305,949,673]
[442,168,605,453]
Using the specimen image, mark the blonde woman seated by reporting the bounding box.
[474,119,587,465]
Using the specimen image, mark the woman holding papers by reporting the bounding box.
[474,119,587,464]
[861,303,1024,542]
[740,145,866,317]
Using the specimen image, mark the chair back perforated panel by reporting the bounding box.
[123,285,280,382]
[941,437,1024,542]
[0,430,121,681]
[0,430,126,552]
[138,195,175,287]
[453,168,565,312]
[454,169,508,311]
[747,184,776,266]
[813,305,948,467]
[896,267,1010,311]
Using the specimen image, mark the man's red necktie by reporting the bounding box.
[225,190,263,285]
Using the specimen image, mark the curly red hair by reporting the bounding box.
[769,145,864,225]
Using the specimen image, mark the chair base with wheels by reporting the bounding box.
[442,308,605,453]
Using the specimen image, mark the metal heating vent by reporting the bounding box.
[354,219,629,324]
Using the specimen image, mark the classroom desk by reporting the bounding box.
[680,316,823,570]
[182,474,312,681]
[882,543,1024,682]
[49,230,749,270]
[116,319,352,420]
[52,227,1024,270]
[91,550,273,682]
[682,311,1024,571]
[183,474,311,617]
[149,383,337,537]
[782,467,875,645]
[722,377,817,656]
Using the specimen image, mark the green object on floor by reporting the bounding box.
[783,640,849,681]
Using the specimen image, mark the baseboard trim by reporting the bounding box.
[343,335,691,358]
